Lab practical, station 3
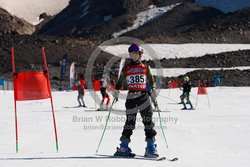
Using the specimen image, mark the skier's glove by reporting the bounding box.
[43,70,48,74]
[13,72,18,77]
[151,89,157,102]
[112,89,119,102]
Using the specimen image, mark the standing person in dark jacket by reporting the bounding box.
[180,76,194,110]
[113,44,159,158]
[99,74,110,110]
[76,74,86,107]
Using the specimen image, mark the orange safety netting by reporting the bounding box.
[14,71,50,101]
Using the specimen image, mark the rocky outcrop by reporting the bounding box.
[0,8,35,35]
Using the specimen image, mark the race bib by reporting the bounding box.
[126,75,146,84]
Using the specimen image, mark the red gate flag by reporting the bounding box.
[93,80,101,91]
[169,81,179,88]
[198,86,207,95]
[197,80,208,95]
[12,47,59,153]
[196,80,210,108]
[14,71,50,101]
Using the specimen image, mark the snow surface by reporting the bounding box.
[100,44,250,60]
[0,0,70,25]
[0,87,250,167]
[112,4,180,38]
[195,0,250,13]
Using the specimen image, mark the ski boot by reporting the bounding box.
[144,140,159,158]
[114,142,135,157]
[106,104,110,111]
[189,103,194,110]
[99,102,106,111]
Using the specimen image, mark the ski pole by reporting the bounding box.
[154,99,169,149]
[96,99,116,153]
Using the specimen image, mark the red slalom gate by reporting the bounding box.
[12,47,59,153]
[195,80,211,108]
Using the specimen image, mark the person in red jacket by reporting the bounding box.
[113,44,158,158]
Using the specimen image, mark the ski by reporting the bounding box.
[114,152,136,157]
[167,102,181,105]
[84,109,124,112]
[63,105,87,108]
[153,109,171,112]
[97,108,108,111]
[63,106,82,108]
[180,108,195,110]
[96,154,178,161]
[136,155,178,161]
[134,155,167,161]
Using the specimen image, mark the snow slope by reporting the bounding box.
[195,0,250,13]
[0,87,250,167]
[0,0,70,25]
[113,4,180,38]
[100,44,250,60]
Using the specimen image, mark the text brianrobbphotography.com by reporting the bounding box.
[72,115,178,124]
[82,124,168,131]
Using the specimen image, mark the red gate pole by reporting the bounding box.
[11,47,19,153]
[41,47,59,152]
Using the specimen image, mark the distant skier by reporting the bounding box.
[75,74,86,107]
[214,74,221,86]
[113,44,159,158]
[180,76,193,110]
[99,74,110,110]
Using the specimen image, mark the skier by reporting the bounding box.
[113,44,159,158]
[180,76,193,110]
[99,74,110,110]
[214,74,221,86]
[75,74,86,107]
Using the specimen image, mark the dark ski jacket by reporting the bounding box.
[182,81,191,94]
